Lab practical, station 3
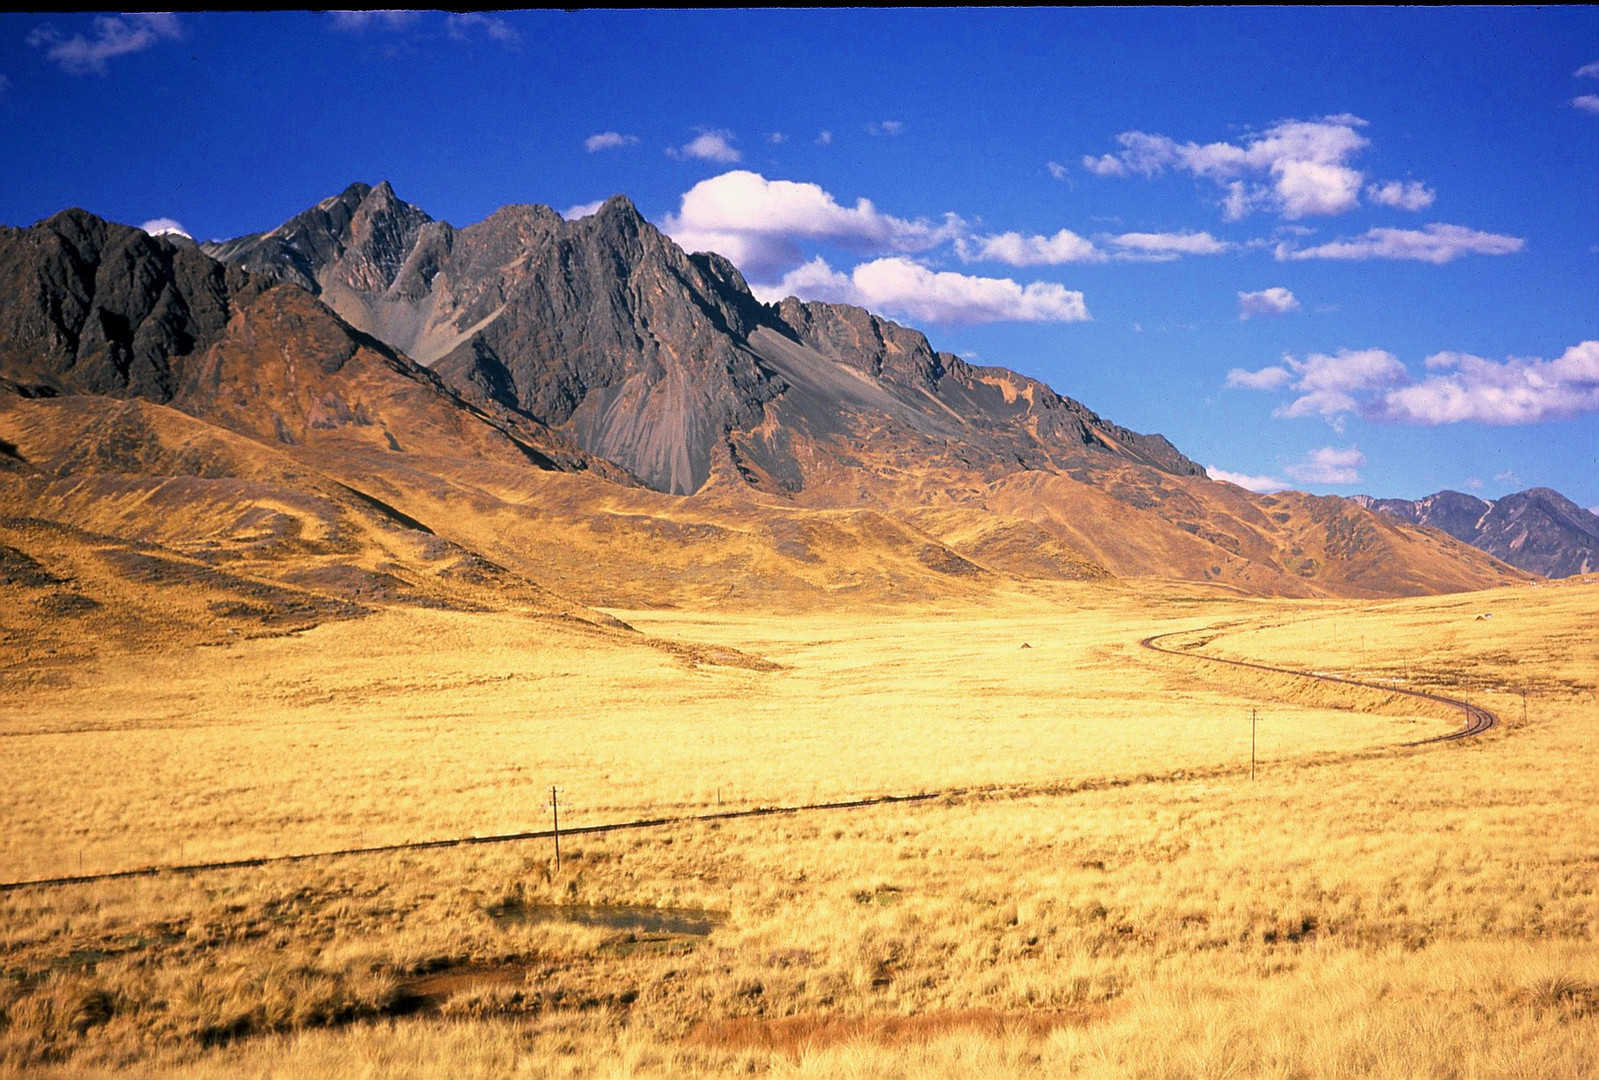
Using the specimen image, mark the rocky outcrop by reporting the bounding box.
[0,209,627,484]
[0,209,266,400]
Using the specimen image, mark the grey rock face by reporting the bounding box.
[202,181,434,296]
[769,297,1203,478]
[204,181,1206,495]
[0,209,265,400]
[1355,487,1598,577]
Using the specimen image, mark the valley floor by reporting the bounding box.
[1,578,1595,1077]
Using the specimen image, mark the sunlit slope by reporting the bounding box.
[0,392,622,679]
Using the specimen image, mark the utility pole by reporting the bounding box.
[550,786,561,873]
[1251,708,1257,781]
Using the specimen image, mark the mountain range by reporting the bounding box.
[0,180,1562,660]
[1353,488,1597,579]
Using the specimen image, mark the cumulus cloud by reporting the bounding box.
[668,130,741,164]
[1276,223,1524,264]
[562,200,605,220]
[1206,466,1289,493]
[1379,341,1599,425]
[1047,161,1068,180]
[768,132,788,144]
[815,130,834,146]
[867,120,905,136]
[1285,446,1365,485]
[663,170,964,280]
[1082,116,1384,220]
[1276,348,1409,422]
[1225,365,1294,391]
[28,13,182,75]
[1366,180,1436,210]
[1229,348,1408,428]
[1237,287,1300,320]
[753,256,1090,325]
[328,11,419,32]
[1574,95,1599,115]
[1230,340,1599,427]
[139,217,191,239]
[585,131,639,153]
[1084,116,1454,225]
[958,229,1104,265]
[1576,61,1599,78]
[1109,230,1231,260]
[445,13,519,45]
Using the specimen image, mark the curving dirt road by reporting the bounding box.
[1139,626,1497,745]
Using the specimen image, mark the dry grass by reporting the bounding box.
[0,576,1594,1077]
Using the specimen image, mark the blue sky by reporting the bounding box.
[3,9,1596,508]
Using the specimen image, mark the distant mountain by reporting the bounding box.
[0,194,1531,613]
[1354,489,1598,578]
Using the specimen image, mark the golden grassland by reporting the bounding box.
[0,576,1595,1077]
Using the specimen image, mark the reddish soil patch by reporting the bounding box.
[689,1005,1102,1057]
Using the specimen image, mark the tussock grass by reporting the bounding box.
[0,578,1594,1076]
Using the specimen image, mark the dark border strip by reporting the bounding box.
[1139,627,1497,745]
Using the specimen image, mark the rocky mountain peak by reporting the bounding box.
[0,209,263,401]
[202,180,432,296]
[199,183,1210,495]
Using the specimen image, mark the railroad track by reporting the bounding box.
[1,624,1498,893]
[1139,626,1497,745]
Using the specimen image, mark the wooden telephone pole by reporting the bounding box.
[550,786,561,872]
[1251,708,1257,781]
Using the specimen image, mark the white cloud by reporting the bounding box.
[1109,230,1231,260]
[1237,287,1300,320]
[1277,223,1524,264]
[768,132,788,144]
[445,13,519,45]
[663,170,964,280]
[1206,466,1289,493]
[1378,341,1599,425]
[867,120,905,136]
[668,130,741,164]
[1575,61,1599,78]
[958,229,1104,266]
[1231,340,1599,428]
[584,131,639,153]
[816,130,834,146]
[1047,161,1068,180]
[328,11,419,32]
[1226,365,1294,391]
[562,200,605,220]
[1284,446,1365,485]
[753,256,1090,326]
[1230,349,1407,429]
[140,217,191,239]
[1081,116,1424,221]
[1366,180,1436,210]
[1272,158,1364,218]
[1274,348,1409,422]
[27,13,182,75]
[1464,476,1484,491]
[1574,95,1599,115]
